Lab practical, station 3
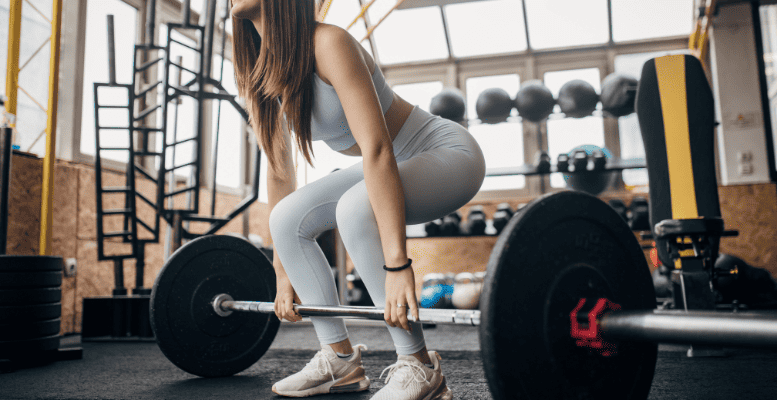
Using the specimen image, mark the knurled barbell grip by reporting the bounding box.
[220,299,481,326]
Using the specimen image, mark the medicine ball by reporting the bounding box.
[430,88,466,122]
[514,80,555,122]
[557,79,599,118]
[475,88,514,124]
[600,73,638,118]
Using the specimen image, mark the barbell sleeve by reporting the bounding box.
[601,309,777,349]
[220,300,480,326]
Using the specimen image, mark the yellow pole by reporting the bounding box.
[39,0,63,256]
[360,0,407,42]
[5,0,22,126]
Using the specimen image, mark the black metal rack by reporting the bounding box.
[88,0,262,340]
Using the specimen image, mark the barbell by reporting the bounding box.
[150,190,777,399]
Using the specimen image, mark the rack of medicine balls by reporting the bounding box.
[429,73,646,196]
[418,74,650,315]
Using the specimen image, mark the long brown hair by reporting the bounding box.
[231,0,321,179]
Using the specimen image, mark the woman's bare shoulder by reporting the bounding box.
[314,23,375,78]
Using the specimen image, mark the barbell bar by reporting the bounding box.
[215,294,777,349]
[214,294,481,325]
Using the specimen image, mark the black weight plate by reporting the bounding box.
[0,255,63,272]
[0,334,59,358]
[0,271,63,288]
[481,191,658,400]
[0,288,61,305]
[0,318,60,341]
[0,303,61,322]
[150,235,280,378]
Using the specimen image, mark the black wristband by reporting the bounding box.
[383,259,412,272]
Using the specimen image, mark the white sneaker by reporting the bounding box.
[272,344,371,397]
[371,351,453,400]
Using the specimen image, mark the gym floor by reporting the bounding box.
[2,320,777,399]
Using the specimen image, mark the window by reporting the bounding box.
[0,0,59,157]
[211,55,244,189]
[466,74,525,192]
[444,0,527,58]
[303,142,360,185]
[157,27,199,185]
[524,0,609,50]
[367,2,448,65]
[392,81,444,112]
[174,0,205,15]
[80,0,138,161]
[761,5,777,175]
[48,0,693,204]
[543,68,605,188]
[612,0,694,43]
[0,2,8,94]
[322,0,372,56]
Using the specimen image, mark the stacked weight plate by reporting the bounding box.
[0,255,63,361]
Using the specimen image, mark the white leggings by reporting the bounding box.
[269,106,486,355]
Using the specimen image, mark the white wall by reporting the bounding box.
[710,2,772,185]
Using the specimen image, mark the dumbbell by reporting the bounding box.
[571,150,589,172]
[592,149,607,170]
[424,219,442,237]
[628,197,650,231]
[557,154,570,172]
[534,151,551,173]
[452,272,480,309]
[465,206,487,236]
[440,211,462,236]
[443,273,455,308]
[492,203,514,235]
[607,199,628,222]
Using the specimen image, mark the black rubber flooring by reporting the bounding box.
[1,323,777,399]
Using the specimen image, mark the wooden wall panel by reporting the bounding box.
[719,183,777,275]
[53,162,80,335]
[7,152,41,255]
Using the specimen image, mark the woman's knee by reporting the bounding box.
[335,187,378,242]
[268,195,299,242]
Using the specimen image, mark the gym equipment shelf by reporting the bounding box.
[485,157,646,177]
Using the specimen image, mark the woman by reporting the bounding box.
[230,1,485,399]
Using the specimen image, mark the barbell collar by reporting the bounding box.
[219,299,480,326]
[601,309,777,349]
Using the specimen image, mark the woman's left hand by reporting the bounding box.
[384,266,419,332]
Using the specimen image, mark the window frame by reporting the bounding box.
[56,0,691,201]
[458,57,530,201]
[382,36,689,201]
[60,0,248,196]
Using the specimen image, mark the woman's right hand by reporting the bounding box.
[274,274,302,322]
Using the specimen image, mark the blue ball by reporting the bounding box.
[420,284,454,308]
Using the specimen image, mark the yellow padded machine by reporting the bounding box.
[636,54,722,271]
